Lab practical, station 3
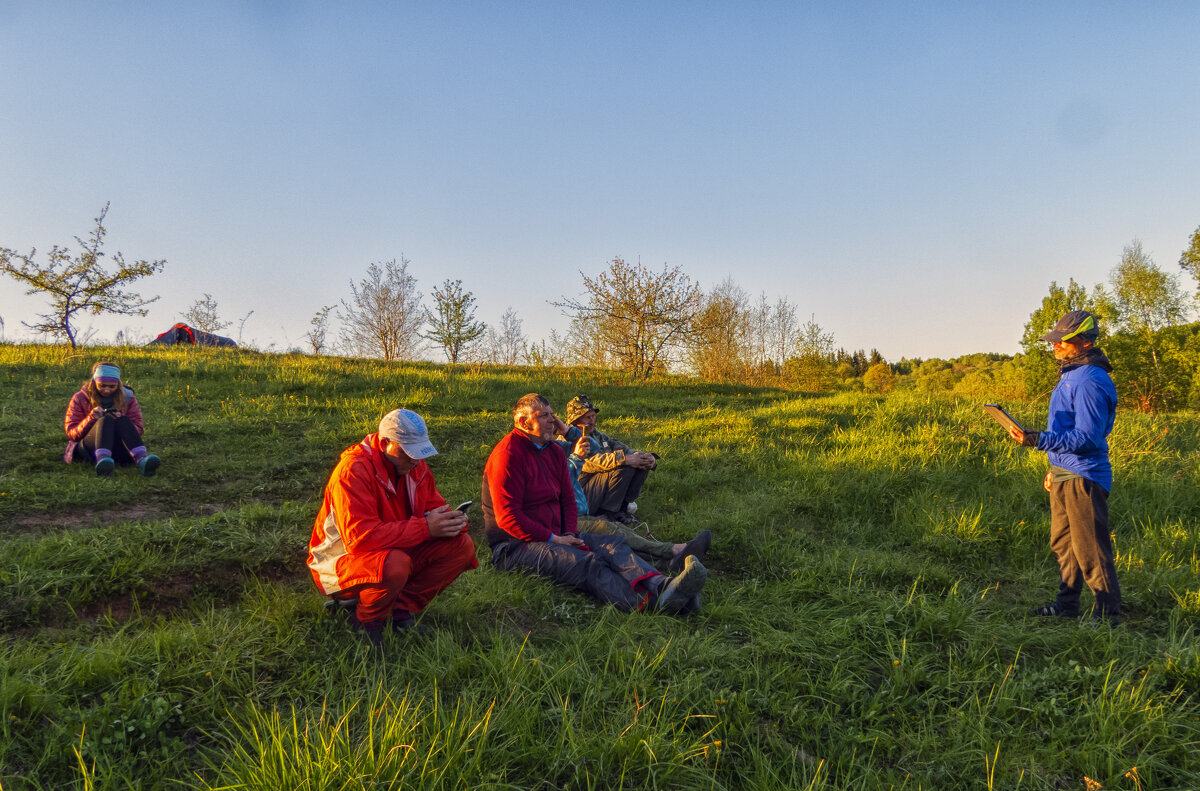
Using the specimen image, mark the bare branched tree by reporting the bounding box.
[235,310,255,345]
[338,257,424,361]
[306,305,334,355]
[555,257,700,379]
[769,296,800,368]
[482,307,526,365]
[0,203,166,347]
[181,293,232,334]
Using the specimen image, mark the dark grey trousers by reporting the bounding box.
[579,466,649,517]
[1049,477,1121,617]
[490,533,661,611]
[77,414,144,465]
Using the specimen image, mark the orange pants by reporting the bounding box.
[337,533,478,624]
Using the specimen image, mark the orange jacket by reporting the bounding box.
[307,432,456,594]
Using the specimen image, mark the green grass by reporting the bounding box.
[1,343,1198,789]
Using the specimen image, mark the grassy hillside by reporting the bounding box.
[1,344,1198,790]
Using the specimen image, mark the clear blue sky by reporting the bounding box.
[2,2,1198,361]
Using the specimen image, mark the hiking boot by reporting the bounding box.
[138,454,161,477]
[324,596,359,618]
[94,457,115,477]
[669,530,712,573]
[613,511,640,526]
[656,556,707,614]
[1031,602,1078,618]
[347,614,385,653]
[1084,610,1122,627]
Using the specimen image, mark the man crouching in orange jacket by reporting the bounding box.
[308,408,477,649]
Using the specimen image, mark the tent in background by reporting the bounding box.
[145,323,237,348]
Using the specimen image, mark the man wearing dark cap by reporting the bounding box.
[1008,310,1121,625]
[482,393,706,614]
[557,422,711,573]
[564,394,657,525]
[308,408,478,649]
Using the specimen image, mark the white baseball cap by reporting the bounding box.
[378,409,438,460]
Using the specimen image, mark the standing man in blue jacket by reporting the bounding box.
[1009,310,1122,625]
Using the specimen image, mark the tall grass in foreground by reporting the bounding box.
[1,344,1198,789]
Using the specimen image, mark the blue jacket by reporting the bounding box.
[555,426,591,516]
[1036,360,1117,491]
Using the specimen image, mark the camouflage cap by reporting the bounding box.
[566,395,600,425]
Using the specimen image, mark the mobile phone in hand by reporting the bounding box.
[456,501,473,513]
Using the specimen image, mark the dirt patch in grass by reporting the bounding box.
[9,501,240,534]
[7,563,300,635]
[80,576,198,622]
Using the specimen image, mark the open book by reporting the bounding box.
[983,403,1025,434]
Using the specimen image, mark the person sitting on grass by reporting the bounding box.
[563,394,657,524]
[482,393,706,615]
[63,362,161,477]
[308,408,478,651]
[556,429,710,573]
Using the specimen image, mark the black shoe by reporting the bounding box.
[324,596,359,618]
[1031,602,1078,618]
[669,530,712,572]
[1086,611,1122,627]
[347,614,385,652]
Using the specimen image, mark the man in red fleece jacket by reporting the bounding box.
[482,393,706,613]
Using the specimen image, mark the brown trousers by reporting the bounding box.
[1049,477,1121,617]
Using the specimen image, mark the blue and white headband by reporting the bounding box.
[93,364,121,384]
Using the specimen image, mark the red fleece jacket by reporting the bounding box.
[482,428,578,546]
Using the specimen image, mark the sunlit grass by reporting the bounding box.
[1,343,1198,789]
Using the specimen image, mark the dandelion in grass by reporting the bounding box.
[1084,777,1102,790]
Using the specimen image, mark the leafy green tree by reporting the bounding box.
[1107,322,1200,411]
[862,362,897,393]
[1111,241,1189,336]
[1181,224,1200,298]
[181,293,232,334]
[912,359,959,393]
[951,357,1026,401]
[1019,278,1114,400]
[422,279,486,364]
[555,257,700,380]
[1107,240,1191,410]
[785,315,836,392]
[687,277,752,382]
[0,203,165,347]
